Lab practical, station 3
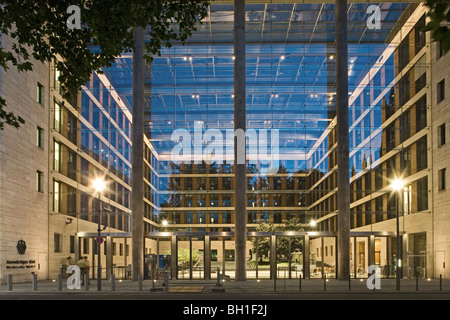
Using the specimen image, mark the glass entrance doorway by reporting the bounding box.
[141,231,399,280]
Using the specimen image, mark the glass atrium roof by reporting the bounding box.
[98,2,412,169]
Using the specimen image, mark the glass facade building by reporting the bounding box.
[1,1,447,283]
[67,2,435,280]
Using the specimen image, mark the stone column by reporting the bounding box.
[132,26,145,281]
[234,0,247,281]
[335,0,351,281]
[106,236,113,280]
[171,235,177,279]
[368,235,375,269]
[304,234,310,279]
[204,235,211,280]
[270,235,277,279]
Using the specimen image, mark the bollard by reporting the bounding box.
[416,274,419,291]
[323,274,326,291]
[58,274,62,291]
[212,267,225,292]
[164,268,169,291]
[151,277,156,291]
[84,274,89,291]
[299,274,302,292]
[32,274,37,291]
[111,274,115,291]
[216,267,222,289]
[440,274,442,291]
[138,274,143,291]
[349,274,351,291]
[217,267,221,287]
[8,274,12,291]
[273,274,277,292]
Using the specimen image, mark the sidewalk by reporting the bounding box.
[1,277,450,298]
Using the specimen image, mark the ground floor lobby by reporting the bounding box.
[72,230,431,282]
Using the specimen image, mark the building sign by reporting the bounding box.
[6,259,36,269]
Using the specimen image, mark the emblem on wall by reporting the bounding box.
[16,240,27,255]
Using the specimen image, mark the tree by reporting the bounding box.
[167,247,202,268]
[276,217,304,260]
[250,217,304,261]
[0,0,209,129]
[423,0,450,54]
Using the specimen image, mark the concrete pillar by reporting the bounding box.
[270,235,277,279]
[222,238,226,274]
[124,237,128,278]
[132,26,145,281]
[204,235,211,280]
[156,238,160,270]
[91,238,96,279]
[401,234,407,278]
[353,237,357,278]
[189,238,193,280]
[368,235,375,269]
[106,236,113,280]
[234,0,247,282]
[335,0,351,281]
[75,235,80,263]
[255,237,259,279]
[171,235,177,279]
[321,237,325,279]
[304,234,310,279]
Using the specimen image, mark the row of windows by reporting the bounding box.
[160,211,307,225]
[164,176,307,191]
[35,82,46,193]
[54,233,130,257]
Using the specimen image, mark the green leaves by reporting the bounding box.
[250,218,305,260]
[423,0,450,54]
[0,97,25,129]
[0,0,209,129]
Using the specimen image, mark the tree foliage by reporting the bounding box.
[0,0,209,128]
[423,0,450,54]
[167,247,202,267]
[250,218,304,261]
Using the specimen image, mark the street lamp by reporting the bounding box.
[93,177,106,291]
[391,177,404,291]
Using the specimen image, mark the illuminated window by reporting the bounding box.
[54,102,62,132]
[53,180,61,213]
[54,68,61,94]
[403,185,412,215]
[54,141,61,172]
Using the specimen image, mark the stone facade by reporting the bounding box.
[0,34,50,284]
[431,38,450,279]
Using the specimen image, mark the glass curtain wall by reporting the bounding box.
[96,2,430,279]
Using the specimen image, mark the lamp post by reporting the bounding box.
[391,178,403,291]
[93,177,106,291]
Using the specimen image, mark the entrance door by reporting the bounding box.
[408,232,427,278]
[435,251,445,278]
[38,252,48,279]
